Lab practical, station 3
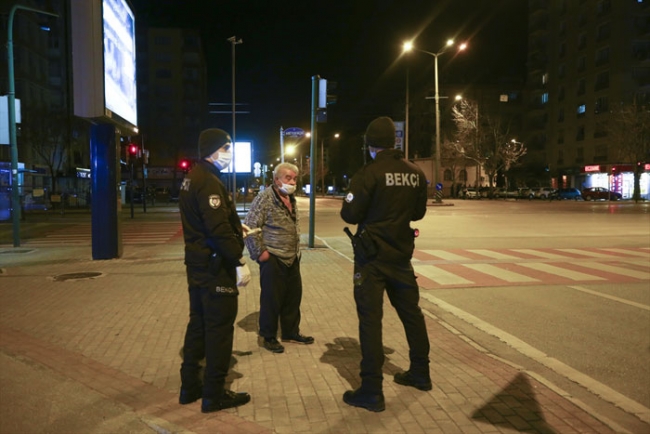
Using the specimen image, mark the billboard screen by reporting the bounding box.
[70,0,137,129]
[221,142,252,174]
[103,0,137,127]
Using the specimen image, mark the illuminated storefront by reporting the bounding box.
[581,164,650,199]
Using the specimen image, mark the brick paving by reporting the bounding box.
[0,234,630,434]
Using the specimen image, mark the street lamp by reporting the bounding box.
[227,35,242,203]
[403,39,467,202]
[6,4,59,247]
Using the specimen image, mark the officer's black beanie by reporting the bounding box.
[364,116,395,149]
[199,128,232,158]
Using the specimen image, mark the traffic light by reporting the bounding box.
[179,159,191,174]
[127,144,139,162]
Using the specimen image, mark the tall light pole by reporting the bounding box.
[6,4,58,247]
[403,39,466,201]
[227,36,242,203]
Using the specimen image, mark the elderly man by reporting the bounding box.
[244,162,314,354]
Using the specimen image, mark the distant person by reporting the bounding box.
[178,128,252,413]
[340,116,431,412]
[244,162,314,354]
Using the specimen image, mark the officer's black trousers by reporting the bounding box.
[258,254,302,339]
[353,260,430,394]
[180,285,238,399]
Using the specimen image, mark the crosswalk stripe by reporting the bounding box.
[511,249,568,259]
[516,262,606,281]
[467,249,521,260]
[414,264,473,285]
[462,263,539,283]
[421,250,469,261]
[574,261,650,279]
[556,249,612,258]
[600,248,650,258]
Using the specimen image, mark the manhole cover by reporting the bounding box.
[52,272,104,282]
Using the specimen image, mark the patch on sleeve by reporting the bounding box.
[345,192,354,203]
[180,178,191,191]
[208,194,221,209]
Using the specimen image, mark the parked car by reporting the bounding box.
[581,187,622,201]
[494,187,520,199]
[459,187,480,199]
[550,188,582,201]
[536,187,556,199]
[523,187,540,199]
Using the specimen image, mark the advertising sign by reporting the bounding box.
[284,127,305,138]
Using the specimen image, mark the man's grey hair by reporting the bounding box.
[274,162,299,179]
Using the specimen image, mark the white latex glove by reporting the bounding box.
[241,223,261,239]
[236,263,251,287]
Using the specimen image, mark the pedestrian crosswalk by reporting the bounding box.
[22,222,183,246]
[413,247,650,289]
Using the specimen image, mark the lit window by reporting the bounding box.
[577,104,586,114]
[541,93,549,104]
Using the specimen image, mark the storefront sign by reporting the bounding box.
[583,165,601,172]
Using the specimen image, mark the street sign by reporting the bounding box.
[436,183,443,191]
[284,127,305,138]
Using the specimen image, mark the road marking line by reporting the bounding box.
[511,249,568,259]
[419,292,650,425]
[468,249,520,260]
[421,250,469,261]
[413,264,473,285]
[568,286,650,311]
[462,263,538,283]
[573,261,650,280]
[556,248,612,258]
[600,248,650,258]
[517,262,606,281]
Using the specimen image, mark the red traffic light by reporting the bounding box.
[179,159,191,173]
[128,144,138,155]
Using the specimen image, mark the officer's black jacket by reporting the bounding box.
[179,160,244,280]
[340,149,427,264]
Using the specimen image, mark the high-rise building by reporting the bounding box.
[525,0,650,198]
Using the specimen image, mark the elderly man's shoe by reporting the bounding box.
[281,333,314,345]
[394,370,432,391]
[342,388,385,412]
[263,337,285,353]
[178,385,202,405]
[201,390,251,413]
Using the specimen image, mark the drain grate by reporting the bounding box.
[52,272,104,282]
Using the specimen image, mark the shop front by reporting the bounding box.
[580,164,650,200]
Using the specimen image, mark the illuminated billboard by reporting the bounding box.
[221,142,252,174]
[71,0,137,129]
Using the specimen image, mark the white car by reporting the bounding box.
[536,187,556,199]
[460,187,480,199]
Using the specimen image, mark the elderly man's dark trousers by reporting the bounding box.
[258,254,302,338]
[180,285,238,399]
[353,260,430,394]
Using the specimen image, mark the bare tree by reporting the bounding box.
[607,101,650,202]
[21,107,71,193]
[451,100,526,192]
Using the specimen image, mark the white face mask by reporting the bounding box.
[279,183,296,195]
[210,151,232,170]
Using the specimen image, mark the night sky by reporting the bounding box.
[130,0,527,163]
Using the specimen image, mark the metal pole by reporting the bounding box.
[434,54,442,202]
[308,76,318,248]
[405,66,409,160]
[280,126,284,163]
[320,138,324,196]
[6,4,58,247]
[228,36,242,203]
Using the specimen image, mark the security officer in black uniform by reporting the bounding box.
[340,116,431,412]
[178,128,252,413]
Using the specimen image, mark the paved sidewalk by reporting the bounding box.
[0,233,629,434]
